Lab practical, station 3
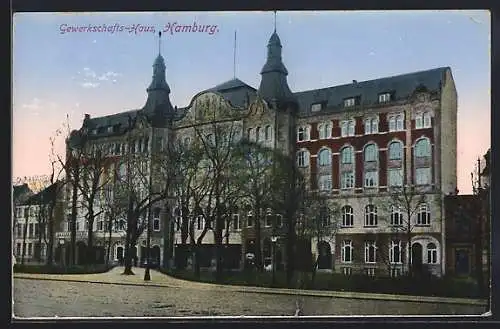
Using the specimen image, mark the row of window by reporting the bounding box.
[87,137,151,158]
[297,111,432,142]
[341,240,438,264]
[247,125,273,143]
[340,204,431,227]
[341,267,402,277]
[14,223,45,238]
[15,207,38,218]
[181,213,284,231]
[65,211,162,233]
[14,242,46,258]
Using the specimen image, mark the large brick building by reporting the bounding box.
[58,26,457,276]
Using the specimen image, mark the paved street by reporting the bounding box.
[13,267,487,317]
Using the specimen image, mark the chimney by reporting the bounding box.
[352,80,358,85]
[84,114,91,120]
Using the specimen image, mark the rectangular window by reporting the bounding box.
[371,120,379,133]
[76,221,80,231]
[341,172,355,189]
[16,243,21,256]
[366,268,376,277]
[153,218,160,231]
[390,240,402,263]
[318,175,332,191]
[28,243,33,256]
[28,223,33,238]
[341,122,348,137]
[318,123,332,139]
[378,93,391,103]
[311,103,322,112]
[415,114,423,129]
[341,120,355,137]
[34,223,39,237]
[342,267,352,276]
[247,214,254,227]
[344,98,355,107]
[175,217,181,231]
[364,119,372,134]
[390,268,401,277]
[265,213,272,227]
[364,171,378,187]
[16,223,22,237]
[97,221,103,231]
[232,214,240,231]
[415,167,431,185]
[348,121,355,136]
[297,151,309,167]
[423,113,432,128]
[388,168,404,187]
[276,214,283,227]
[341,240,352,263]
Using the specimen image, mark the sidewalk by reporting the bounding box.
[14,267,487,307]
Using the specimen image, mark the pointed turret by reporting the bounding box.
[257,17,295,106]
[143,32,175,122]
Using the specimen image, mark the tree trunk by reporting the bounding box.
[254,205,263,272]
[310,257,319,288]
[106,217,113,266]
[70,167,79,266]
[122,225,134,275]
[46,211,55,266]
[21,217,28,265]
[194,249,201,278]
[285,211,296,288]
[86,209,95,265]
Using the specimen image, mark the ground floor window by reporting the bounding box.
[365,268,375,277]
[390,267,401,277]
[27,243,33,257]
[16,243,21,256]
[342,267,352,276]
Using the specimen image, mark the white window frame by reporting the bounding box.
[341,146,354,164]
[415,167,431,185]
[364,241,376,264]
[153,217,161,231]
[342,206,354,227]
[364,205,378,227]
[390,206,404,226]
[296,150,309,168]
[390,240,402,264]
[415,113,423,129]
[265,211,272,227]
[396,115,404,131]
[342,267,352,276]
[297,126,310,142]
[364,144,378,162]
[247,212,254,228]
[344,98,355,107]
[265,125,272,141]
[366,268,376,277]
[276,214,283,227]
[427,243,438,264]
[364,170,378,188]
[311,103,322,112]
[379,93,391,103]
[232,214,241,231]
[341,240,352,263]
[318,175,332,191]
[388,141,403,160]
[318,122,332,139]
[423,112,432,128]
[388,168,404,187]
[416,203,431,226]
[341,172,355,189]
[389,116,396,132]
[318,149,332,166]
[415,139,431,157]
[390,267,401,277]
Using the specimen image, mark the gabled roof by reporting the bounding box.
[13,184,32,203]
[294,67,449,116]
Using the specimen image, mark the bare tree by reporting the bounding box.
[380,183,442,277]
[101,176,126,266]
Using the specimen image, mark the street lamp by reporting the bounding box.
[271,236,278,285]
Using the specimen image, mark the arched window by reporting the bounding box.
[364,241,376,263]
[396,115,404,130]
[318,122,332,139]
[318,149,331,166]
[417,203,430,225]
[341,146,354,164]
[256,127,261,142]
[364,144,377,162]
[389,141,403,160]
[296,150,310,167]
[247,128,253,141]
[265,125,272,141]
[415,139,431,157]
[390,240,402,264]
[390,205,403,226]
[389,116,396,132]
[341,240,352,263]
[342,206,354,227]
[427,242,438,264]
[365,205,378,226]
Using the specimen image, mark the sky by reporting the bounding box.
[12,10,490,194]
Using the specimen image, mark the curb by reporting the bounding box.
[14,274,487,307]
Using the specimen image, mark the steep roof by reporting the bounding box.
[25,182,61,205]
[82,109,141,139]
[13,184,32,203]
[294,67,449,116]
[205,78,257,108]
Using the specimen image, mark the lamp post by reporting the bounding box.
[59,239,65,266]
[271,236,278,285]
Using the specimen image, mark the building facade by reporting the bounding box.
[60,26,457,276]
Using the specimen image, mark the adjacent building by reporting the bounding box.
[57,23,458,276]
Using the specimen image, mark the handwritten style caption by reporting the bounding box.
[59,22,220,35]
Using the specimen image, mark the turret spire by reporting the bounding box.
[257,12,295,106]
[143,31,175,122]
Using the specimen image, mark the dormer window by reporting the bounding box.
[91,129,97,135]
[107,126,113,133]
[344,98,355,108]
[379,93,391,103]
[311,103,323,112]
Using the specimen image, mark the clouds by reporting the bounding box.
[21,98,58,115]
[76,67,122,88]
